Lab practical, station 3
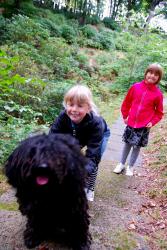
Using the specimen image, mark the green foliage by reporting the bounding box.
[81,24,98,39]
[86,15,101,25]
[37,18,62,37]
[61,25,77,44]
[41,81,73,122]
[0,118,48,165]
[38,37,77,78]
[0,15,8,44]
[98,31,116,50]
[0,8,167,168]
[3,15,50,45]
[0,49,25,94]
[18,2,39,17]
[75,52,89,65]
[103,17,121,31]
[115,32,136,52]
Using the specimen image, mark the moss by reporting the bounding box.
[0,173,9,195]
[0,202,18,211]
[112,230,137,250]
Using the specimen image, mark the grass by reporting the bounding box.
[99,94,123,125]
[112,230,137,250]
[0,172,8,195]
[0,202,18,211]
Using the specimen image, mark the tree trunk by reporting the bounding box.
[14,0,20,9]
[144,0,162,30]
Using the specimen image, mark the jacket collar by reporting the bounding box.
[142,80,158,91]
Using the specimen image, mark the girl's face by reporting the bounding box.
[66,99,90,124]
[145,70,159,85]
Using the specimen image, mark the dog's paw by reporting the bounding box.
[24,228,42,249]
[72,243,91,250]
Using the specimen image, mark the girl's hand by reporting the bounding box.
[124,118,128,124]
[146,122,152,128]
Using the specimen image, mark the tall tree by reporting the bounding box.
[144,0,165,27]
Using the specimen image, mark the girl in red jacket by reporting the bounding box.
[113,63,164,176]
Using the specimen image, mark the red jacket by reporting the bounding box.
[121,80,164,128]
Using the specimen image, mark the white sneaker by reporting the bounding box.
[113,163,125,174]
[86,189,94,202]
[126,166,133,176]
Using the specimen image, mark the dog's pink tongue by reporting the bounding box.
[36,176,49,185]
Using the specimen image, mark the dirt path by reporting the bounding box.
[0,114,164,250]
[90,117,150,250]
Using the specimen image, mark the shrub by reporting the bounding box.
[18,2,39,17]
[37,18,62,37]
[81,25,98,39]
[4,15,50,46]
[98,31,115,50]
[0,15,8,44]
[115,32,136,51]
[103,17,121,31]
[61,25,77,44]
[86,15,101,25]
[41,81,73,122]
[38,37,77,78]
[48,13,66,25]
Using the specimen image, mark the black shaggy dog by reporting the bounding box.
[5,133,91,250]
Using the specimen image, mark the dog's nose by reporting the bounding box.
[39,163,48,168]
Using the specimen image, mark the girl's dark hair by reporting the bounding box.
[144,63,164,84]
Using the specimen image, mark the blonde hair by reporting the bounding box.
[144,63,163,84]
[63,85,98,115]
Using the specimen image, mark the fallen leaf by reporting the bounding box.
[128,223,136,230]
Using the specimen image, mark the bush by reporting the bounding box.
[0,15,8,44]
[103,17,121,31]
[4,15,50,46]
[81,25,98,39]
[61,25,77,44]
[41,81,73,122]
[98,31,115,50]
[37,18,62,37]
[38,37,77,78]
[115,32,136,52]
[18,2,39,17]
[86,15,101,25]
[47,13,66,25]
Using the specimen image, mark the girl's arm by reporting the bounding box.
[121,86,134,119]
[49,111,66,134]
[85,119,104,172]
[149,93,164,126]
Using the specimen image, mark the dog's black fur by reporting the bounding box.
[5,133,91,249]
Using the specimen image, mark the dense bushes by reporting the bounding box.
[3,15,50,45]
[0,8,167,165]
[103,17,121,31]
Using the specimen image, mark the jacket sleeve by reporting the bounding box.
[121,85,134,119]
[85,119,104,171]
[151,92,164,126]
[49,111,65,134]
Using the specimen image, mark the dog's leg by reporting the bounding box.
[67,212,91,250]
[24,220,43,249]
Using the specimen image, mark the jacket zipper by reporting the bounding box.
[134,89,148,128]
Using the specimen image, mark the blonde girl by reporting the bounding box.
[49,85,110,201]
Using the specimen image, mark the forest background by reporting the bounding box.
[0,0,167,165]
